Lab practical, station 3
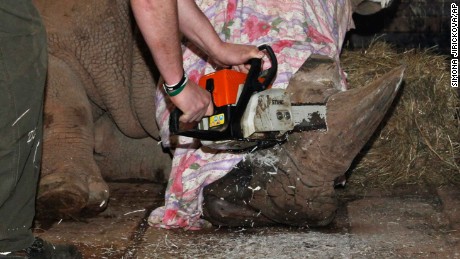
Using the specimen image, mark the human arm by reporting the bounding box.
[177,0,264,69]
[131,0,213,123]
[131,0,264,122]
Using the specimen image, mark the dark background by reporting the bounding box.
[346,0,453,55]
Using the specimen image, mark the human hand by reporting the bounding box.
[169,80,214,123]
[210,42,265,72]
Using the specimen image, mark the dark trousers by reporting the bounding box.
[0,0,47,252]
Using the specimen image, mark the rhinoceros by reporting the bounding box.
[33,0,403,228]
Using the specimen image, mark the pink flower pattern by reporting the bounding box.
[272,40,294,53]
[307,25,334,44]
[187,69,202,84]
[243,15,271,42]
[226,0,237,21]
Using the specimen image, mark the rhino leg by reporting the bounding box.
[203,64,405,227]
[93,114,171,182]
[36,55,109,219]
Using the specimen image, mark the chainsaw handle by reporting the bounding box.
[233,44,278,135]
[257,44,277,89]
[169,107,182,135]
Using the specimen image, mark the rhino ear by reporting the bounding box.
[351,0,393,15]
[286,55,342,105]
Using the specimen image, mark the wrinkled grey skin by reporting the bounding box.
[34,0,171,217]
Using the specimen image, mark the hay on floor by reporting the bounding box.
[340,42,460,188]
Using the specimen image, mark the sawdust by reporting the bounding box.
[246,149,279,168]
[138,228,357,259]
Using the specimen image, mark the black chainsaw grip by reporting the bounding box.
[169,108,182,134]
[234,44,278,123]
[257,44,277,89]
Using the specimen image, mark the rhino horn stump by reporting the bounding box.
[203,65,405,227]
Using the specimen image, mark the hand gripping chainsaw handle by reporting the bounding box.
[169,44,278,140]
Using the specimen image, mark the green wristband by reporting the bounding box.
[163,73,188,97]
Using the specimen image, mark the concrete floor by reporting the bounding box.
[35,182,460,258]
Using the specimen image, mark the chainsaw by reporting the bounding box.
[169,45,327,151]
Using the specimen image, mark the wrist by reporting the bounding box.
[163,71,188,97]
[207,40,225,62]
[163,70,185,86]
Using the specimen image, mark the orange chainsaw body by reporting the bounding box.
[198,69,247,107]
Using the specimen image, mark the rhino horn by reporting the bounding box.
[286,66,405,184]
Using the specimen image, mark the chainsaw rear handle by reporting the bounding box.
[256,44,277,90]
[169,107,182,135]
[232,44,277,136]
[170,44,277,137]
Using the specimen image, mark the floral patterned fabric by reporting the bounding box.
[149,0,354,230]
